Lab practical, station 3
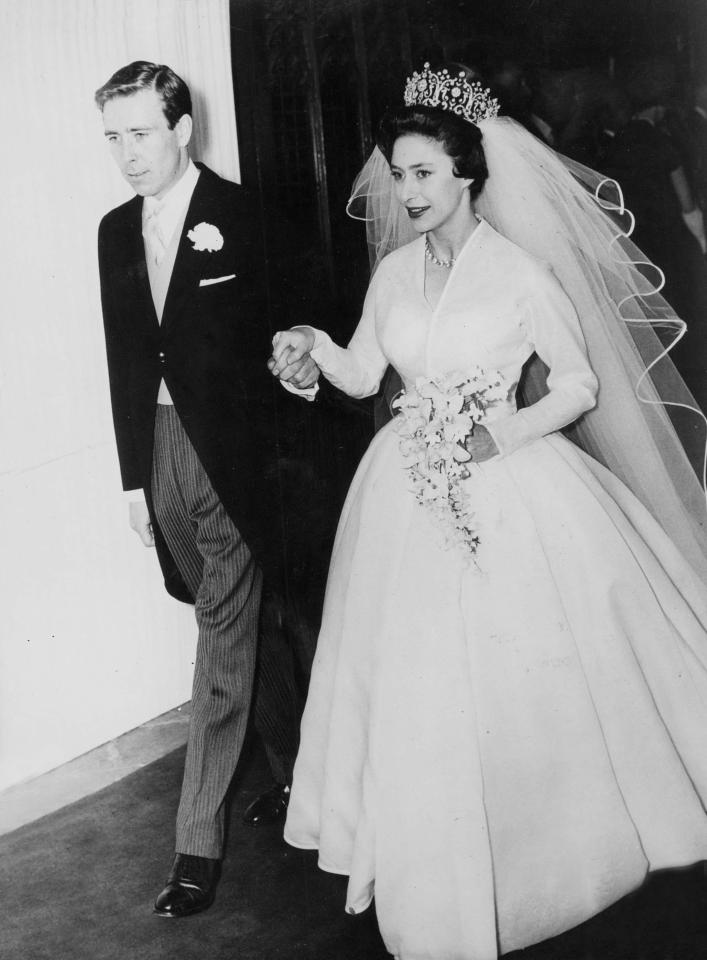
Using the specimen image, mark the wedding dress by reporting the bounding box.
[283,220,707,960]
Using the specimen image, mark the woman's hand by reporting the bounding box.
[268,328,318,388]
[464,424,499,463]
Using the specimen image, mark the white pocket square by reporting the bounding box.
[199,274,236,287]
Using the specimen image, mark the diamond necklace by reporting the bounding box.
[424,236,455,269]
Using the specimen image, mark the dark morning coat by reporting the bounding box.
[98,163,288,602]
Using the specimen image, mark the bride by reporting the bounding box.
[268,63,707,960]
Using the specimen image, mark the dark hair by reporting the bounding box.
[377,106,488,201]
[94,61,192,129]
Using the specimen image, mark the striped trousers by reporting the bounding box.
[151,405,262,859]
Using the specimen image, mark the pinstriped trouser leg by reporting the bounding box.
[151,405,262,859]
[254,593,301,785]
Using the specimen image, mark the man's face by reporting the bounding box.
[102,88,191,199]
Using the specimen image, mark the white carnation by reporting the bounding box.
[187,222,224,252]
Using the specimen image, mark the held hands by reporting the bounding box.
[129,500,155,547]
[268,328,319,389]
[464,424,499,463]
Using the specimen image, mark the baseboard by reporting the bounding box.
[0,703,190,837]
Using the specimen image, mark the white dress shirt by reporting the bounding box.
[142,159,200,262]
[125,160,200,502]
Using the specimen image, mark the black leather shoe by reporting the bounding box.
[242,783,290,826]
[153,853,220,918]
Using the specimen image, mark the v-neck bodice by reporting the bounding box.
[420,218,484,313]
[309,219,598,458]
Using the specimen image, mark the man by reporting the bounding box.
[95,61,315,917]
[604,63,707,412]
[687,81,707,213]
[488,58,555,146]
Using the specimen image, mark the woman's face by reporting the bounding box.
[390,134,473,235]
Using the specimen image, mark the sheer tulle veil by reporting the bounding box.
[346,113,707,578]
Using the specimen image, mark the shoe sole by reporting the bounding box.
[152,897,215,918]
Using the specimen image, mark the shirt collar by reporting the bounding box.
[142,159,200,246]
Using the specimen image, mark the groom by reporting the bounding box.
[95,61,316,917]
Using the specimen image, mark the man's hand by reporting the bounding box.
[287,354,320,388]
[268,328,319,388]
[129,500,155,547]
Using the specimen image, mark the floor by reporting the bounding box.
[0,703,191,837]
[1,717,707,960]
[0,738,389,960]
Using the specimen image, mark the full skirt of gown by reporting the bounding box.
[284,422,707,960]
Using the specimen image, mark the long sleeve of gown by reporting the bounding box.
[486,265,598,458]
[308,271,389,399]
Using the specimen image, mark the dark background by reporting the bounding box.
[229,0,707,335]
[222,0,707,612]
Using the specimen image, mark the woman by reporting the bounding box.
[269,64,707,960]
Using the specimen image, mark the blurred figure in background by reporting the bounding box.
[488,58,554,144]
[604,60,707,405]
[593,83,631,168]
[532,67,630,168]
[687,80,707,212]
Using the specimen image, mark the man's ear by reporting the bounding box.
[176,113,193,148]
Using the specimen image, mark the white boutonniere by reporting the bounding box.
[187,222,224,252]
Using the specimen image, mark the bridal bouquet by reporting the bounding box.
[392,369,506,556]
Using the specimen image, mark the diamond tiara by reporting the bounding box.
[404,63,500,125]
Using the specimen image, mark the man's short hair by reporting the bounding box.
[95,61,192,129]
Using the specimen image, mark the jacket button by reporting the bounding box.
[158,351,166,363]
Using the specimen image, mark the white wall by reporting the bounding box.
[0,0,240,793]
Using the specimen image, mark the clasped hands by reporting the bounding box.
[266,326,499,459]
[268,327,319,389]
[130,328,497,546]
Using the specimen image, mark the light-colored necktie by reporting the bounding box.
[143,197,167,265]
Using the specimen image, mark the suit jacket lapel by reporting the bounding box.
[161,166,216,333]
[123,195,159,331]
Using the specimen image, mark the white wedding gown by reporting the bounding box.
[283,221,707,960]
